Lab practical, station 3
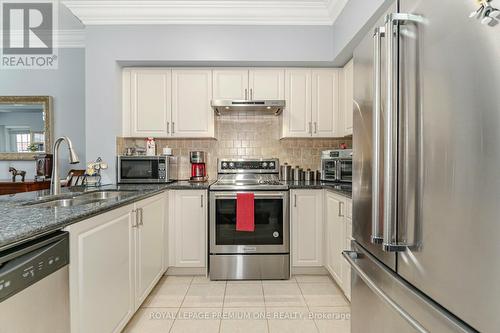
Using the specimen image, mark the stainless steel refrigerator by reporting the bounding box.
[347,0,500,332]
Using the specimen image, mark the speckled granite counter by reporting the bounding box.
[0,180,213,251]
[285,181,352,198]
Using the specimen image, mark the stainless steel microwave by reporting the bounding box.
[117,156,178,183]
[320,149,352,183]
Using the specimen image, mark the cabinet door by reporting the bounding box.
[325,191,345,286]
[248,68,284,100]
[135,194,166,308]
[171,190,207,267]
[171,69,214,137]
[343,59,354,135]
[291,190,323,266]
[212,69,249,100]
[342,217,352,300]
[282,69,312,137]
[312,69,340,137]
[67,207,135,333]
[130,69,171,137]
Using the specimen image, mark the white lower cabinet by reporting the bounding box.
[66,193,167,333]
[169,190,207,268]
[291,190,324,267]
[325,191,345,285]
[134,194,167,307]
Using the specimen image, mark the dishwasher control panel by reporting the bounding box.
[0,232,69,303]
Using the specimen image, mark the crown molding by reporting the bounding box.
[63,0,348,25]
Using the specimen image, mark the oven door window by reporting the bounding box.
[120,159,159,180]
[339,160,352,181]
[215,198,283,245]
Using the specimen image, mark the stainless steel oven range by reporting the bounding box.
[209,158,290,280]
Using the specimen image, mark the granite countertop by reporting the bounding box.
[0,179,346,251]
[0,180,214,251]
[285,180,352,198]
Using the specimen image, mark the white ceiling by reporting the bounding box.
[63,0,349,25]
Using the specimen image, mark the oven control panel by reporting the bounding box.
[218,159,279,173]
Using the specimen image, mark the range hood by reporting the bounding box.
[211,99,285,116]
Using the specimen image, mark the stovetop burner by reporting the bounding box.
[210,158,288,191]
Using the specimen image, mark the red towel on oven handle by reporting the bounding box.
[236,193,255,232]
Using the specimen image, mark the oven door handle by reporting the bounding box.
[211,192,287,199]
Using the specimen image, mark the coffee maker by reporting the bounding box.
[190,151,207,182]
[34,154,53,181]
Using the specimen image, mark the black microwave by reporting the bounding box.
[117,156,177,183]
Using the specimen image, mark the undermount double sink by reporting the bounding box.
[24,190,137,208]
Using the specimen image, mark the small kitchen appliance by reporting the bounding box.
[320,149,352,183]
[117,155,177,183]
[190,151,208,182]
[209,158,289,280]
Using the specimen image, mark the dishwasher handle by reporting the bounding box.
[0,231,69,303]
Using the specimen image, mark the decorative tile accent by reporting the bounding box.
[117,113,352,180]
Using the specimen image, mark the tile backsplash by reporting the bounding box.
[117,112,352,180]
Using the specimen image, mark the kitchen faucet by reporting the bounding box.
[50,136,80,195]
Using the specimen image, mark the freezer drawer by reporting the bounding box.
[345,242,474,333]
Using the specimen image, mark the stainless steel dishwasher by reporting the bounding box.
[0,231,70,333]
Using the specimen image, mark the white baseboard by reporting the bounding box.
[291,266,328,275]
[165,267,206,276]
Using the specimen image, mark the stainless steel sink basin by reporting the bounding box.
[24,190,137,208]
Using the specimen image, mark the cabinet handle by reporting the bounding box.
[139,208,144,226]
[201,194,204,207]
[172,122,175,134]
[309,122,312,135]
[294,194,297,207]
[167,121,170,134]
[314,122,318,134]
[132,209,138,228]
[338,202,345,217]
[250,88,253,100]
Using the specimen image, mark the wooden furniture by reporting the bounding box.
[0,179,50,195]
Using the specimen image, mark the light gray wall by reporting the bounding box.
[85,24,336,182]
[0,48,86,179]
[331,0,395,66]
[0,4,85,180]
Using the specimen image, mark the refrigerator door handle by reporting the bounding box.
[371,26,385,245]
[343,250,429,333]
[383,13,424,252]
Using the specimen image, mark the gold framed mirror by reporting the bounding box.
[0,96,53,160]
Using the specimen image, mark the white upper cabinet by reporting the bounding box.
[212,69,248,100]
[312,69,340,137]
[282,69,312,137]
[248,68,284,100]
[171,69,214,137]
[213,68,284,101]
[128,69,171,137]
[291,190,323,267]
[341,59,354,136]
[123,68,214,138]
[282,68,341,138]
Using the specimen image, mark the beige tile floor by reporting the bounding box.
[123,275,350,333]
